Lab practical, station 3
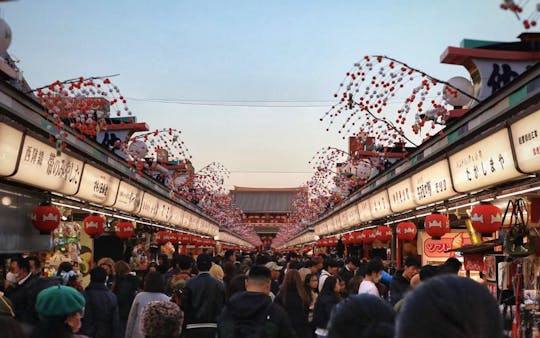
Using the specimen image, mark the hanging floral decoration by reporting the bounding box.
[499,0,540,29]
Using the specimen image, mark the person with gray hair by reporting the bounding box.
[140,301,183,338]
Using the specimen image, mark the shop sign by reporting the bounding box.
[463,253,485,271]
[114,181,142,213]
[155,200,172,223]
[412,160,456,205]
[421,231,472,265]
[369,190,391,219]
[138,192,159,219]
[12,135,83,195]
[347,206,360,226]
[511,109,540,173]
[170,206,184,227]
[75,164,120,206]
[357,199,372,222]
[388,177,417,212]
[339,211,348,229]
[182,212,193,229]
[0,123,23,177]
[449,129,522,192]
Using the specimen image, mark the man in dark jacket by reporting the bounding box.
[218,265,296,338]
[182,254,225,338]
[80,267,121,338]
[338,257,359,291]
[389,256,421,305]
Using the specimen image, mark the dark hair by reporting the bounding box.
[304,260,315,268]
[440,257,462,274]
[328,294,395,338]
[319,275,338,296]
[404,256,421,268]
[277,269,309,306]
[346,257,360,266]
[224,250,235,260]
[0,316,27,338]
[57,262,73,274]
[144,271,165,293]
[114,260,131,276]
[304,273,319,291]
[90,266,107,283]
[27,256,41,269]
[419,264,439,281]
[324,259,340,270]
[30,317,73,338]
[13,256,30,273]
[396,275,503,338]
[147,262,158,271]
[178,255,192,270]
[227,274,247,299]
[365,258,384,275]
[248,265,271,281]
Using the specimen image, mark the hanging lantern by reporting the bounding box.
[31,203,62,234]
[342,233,351,245]
[397,222,417,241]
[179,233,191,244]
[376,226,392,242]
[169,232,180,245]
[328,237,338,246]
[359,230,367,243]
[156,231,172,245]
[424,212,449,240]
[83,214,105,238]
[363,229,377,244]
[115,221,135,239]
[350,231,362,244]
[470,202,502,236]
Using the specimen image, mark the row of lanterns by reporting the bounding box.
[155,230,216,247]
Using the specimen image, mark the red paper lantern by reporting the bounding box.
[83,214,105,238]
[179,233,191,244]
[156,231,172,245]
[169,232,179,245]
[328,237,338,246]
[424,212,449,240]
[376,226,392,242]
[470,202,502,236]
[397,222,417,241]
[350,231,363,244]
[31,203,61,234]
[115,221,134,239]
[342,233,351,245]
[363,229,377,244]
[359,231,367,243]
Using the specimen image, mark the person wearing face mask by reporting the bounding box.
[358,258,384,297]
[5,257,41,331]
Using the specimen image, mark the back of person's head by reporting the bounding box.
[227,274,247,299]
[141,301,183,338]
[320,275,338,295]
[0,315,27,338]
[346,257,360,267]
[312,256,324,266]
[246,265,271,293]
[144,271,165,293]
[224,250,235,261]
[13,256,30,273]
[440,257,462,275]
[114,260,131,276]
[57,261,73,274]
[419,264,439,281]
[255,254,271,265]
[178,255,192,271]
[404,256,421,268]
[396,275,503,338]
[209,263,224,281]
[366,258,384,275]
[324,259,340,270]
[196,254,213,272]
[89,266,107,284]
[328,294,395,338]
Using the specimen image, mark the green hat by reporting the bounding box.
[35,285,85,318]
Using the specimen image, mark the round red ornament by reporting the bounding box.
[83,214,105,238]
[115,221,134,239]
[31,203,62,234]
[363,229,377,244]
[397,222,417,241]
[156,231,172,245]
[470,202,502,236]
[376,226,392,242]
[424,212,449,240]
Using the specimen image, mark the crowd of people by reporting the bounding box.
[0,250,505,338]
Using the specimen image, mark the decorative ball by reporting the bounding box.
[397,222,417,241]
[470,203,502,236]
[376,226,392,242]
[363,229,377,244]
[115,221,135,239]
[424,213,449,240]
[127,140,148,160]
[31,203,61,234]
[443,76,474,107]
[83,214,105,238]
[0,18,12,55]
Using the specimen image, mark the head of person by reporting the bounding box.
[328,294,395,338]
[141,301,183,338]
[227,274,247,299]
[157,254,168,266]
[264,261,283,280]
[178,255,193,271]
[325,259,340,275]
[27,256,42,275]
[246,265,272,295]
[196,254,213,272]
[440,257,462,275]
[319,275,340,296]
[144,271,165,293]
[402,256,421,280]
[114,260,131,277]
[419,264,439,282]
[346,257,359,271]
[365,258,384,283]
[209,263,224,281]
[147,262,158,273]
[35,285,86,334]
[97,257,115,276]
[89,267,107,284]
[278,269,309,305]
[396,275,503,338]
[311,256,324,273]
[0,316,26,338]
[224,250,236,263]
[11,257,30,282]
[305,273,319,292]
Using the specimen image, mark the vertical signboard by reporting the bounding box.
[412,160,456,205]
[357,199,372,223]
[388,177,417,212]
[75,164,120,206]
[155,200,172,223]
[0,123,23,177]
[511,109,540,173]
[369,190,392,219]
[114,181,142,213]
[138,192,159,219]
[170,206,184,227]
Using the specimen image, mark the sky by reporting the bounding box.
[1,0,529,189]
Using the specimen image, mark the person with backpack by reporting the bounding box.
[218,265,297,338]
[168,255,193,306]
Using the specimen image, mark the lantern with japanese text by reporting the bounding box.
[156,231,172,245]
[328,237,338,246]
[342,233,351,245]
[376,226,392,242]
[350,231,363,244]
[83,214,105,238]
[363,229,377,244]
[470,202,502,236]
[397,222,417,241]
[169,232,179,245]
[115,221,135,239]
[424,212,449,240]
[31,203,62,234]
[179,233,191,244]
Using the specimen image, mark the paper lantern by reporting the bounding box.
[470,202,502,236]
[179,233,191,244]
[342,233,351,245]
[328,237,338,246]
[83,214,105,238]
[115,221,134,239]
[31,203,62,234]
[156,231,173,245]
[169,232,179,245]
[363,229,377,244]
[397,222,417,241]
[376,226,392,242]
[424,212,449,240]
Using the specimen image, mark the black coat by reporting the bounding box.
[113,274,140,321]
[275,290,311,338]
[5,273,40,324]
[389,270,411,305]
[183,272,225,325]
[80,282,121,338]
[313,292,340,330]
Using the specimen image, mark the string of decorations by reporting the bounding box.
[499,0,540,29]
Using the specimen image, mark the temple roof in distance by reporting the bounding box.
[230,186,301,213]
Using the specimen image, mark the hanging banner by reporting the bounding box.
[75,164,120,206]
[511,109,540,173]
[114,181,142,213]
[388,177,418,212]
[369,190,392,219]
[138,192,159,219]
[170,206,185,227]
[155,200,172,223]
[0,123,23,177]
[12,135,83,195]
[412,160,456,205]
[357,199,372,222]
[449,129,522,192]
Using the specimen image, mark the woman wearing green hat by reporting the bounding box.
[31,285,89,338]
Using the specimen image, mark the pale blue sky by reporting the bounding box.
[2,1,527,188]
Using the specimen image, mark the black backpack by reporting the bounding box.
[232,303,273,338]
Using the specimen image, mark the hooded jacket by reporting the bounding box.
[218,291,297,338]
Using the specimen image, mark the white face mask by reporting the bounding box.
[6,272,18,284]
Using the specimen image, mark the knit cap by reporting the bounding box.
[141,301,183,337]
[35,285,85,318]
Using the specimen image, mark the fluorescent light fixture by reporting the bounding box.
[447,201,480,211]
[496,186,540,199]
[52,201,81,210]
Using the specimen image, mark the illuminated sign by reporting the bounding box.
[0,123,23,176]
[12,136,83,195]
[170,206,185,227]
[511,109,540,173]
[357,199,372,222]
[369,190,392,219]
[412,160,456,205]
[75,164,120,206]
[388,177,417,212]
[155,200,172,223]
[347,206,360,227]
[138,192,159,219]
[114,181,142,212]
[449,129,522,192]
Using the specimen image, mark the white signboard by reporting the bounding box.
[75,164,120,206]
[182,212,193,230]
[155,200,172,223]
[347,206,360,227]
[388,177,417,212]
[138,192,159,219]
[449,129,522,192]
[114,181,142,212]
[170,206,185,227]
[412,160,457,205]
[511,109,540,173]
[369,190,392,219]
[339,212,348,230]
[357,199,373,222]
[0,123,23,176]
[12,136,83,195]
